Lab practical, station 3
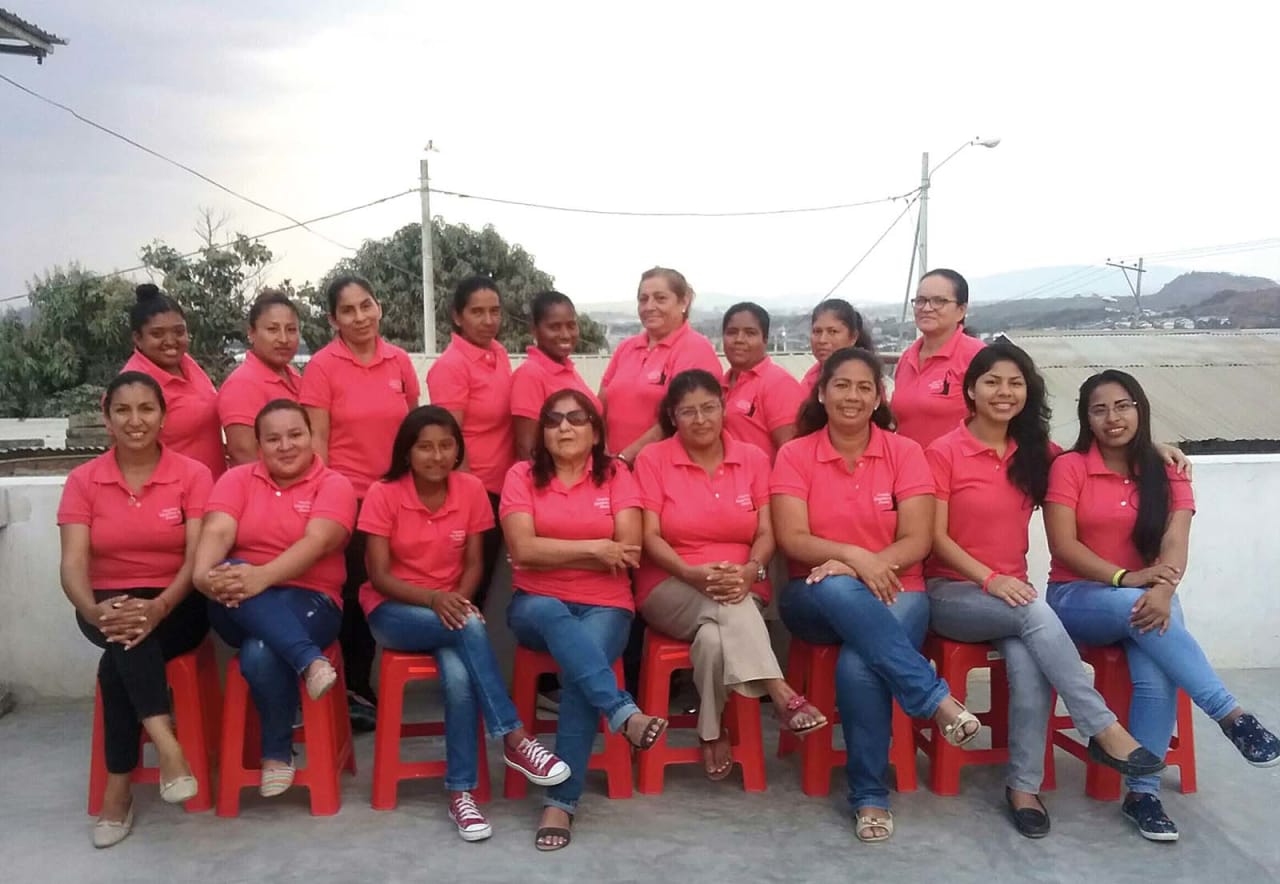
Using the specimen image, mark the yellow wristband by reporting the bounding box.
[1111,569,1128,587]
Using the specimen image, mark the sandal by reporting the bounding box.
[940,706,980,747]
[535,813,574,852]
[781,694,829,736]
[855,810,894,843]
[701,732,734,781]
[623,714,668,751]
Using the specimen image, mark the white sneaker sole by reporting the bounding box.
[451,817,493,842]
[504,756,571,787]
[1246,753,1280,768]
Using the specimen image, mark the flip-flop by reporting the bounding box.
[701,734,734,781]
[624,714,668,751]
[535,815,574,852]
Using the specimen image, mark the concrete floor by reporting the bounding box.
[2,670,1278,884]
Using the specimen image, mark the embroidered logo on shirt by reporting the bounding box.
[646,370,663,383]
[873,491,894,509]
[293,498,312,514]
[158,506,182,523]
[593,496,612,513]
[388,378,405,392]
[734,399,753,414]
[928,379,945,392]
[449,529,466,544]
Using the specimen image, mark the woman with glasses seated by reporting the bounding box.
[1045,370,1280,843]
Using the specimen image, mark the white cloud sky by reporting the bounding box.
[4,0,1279,316]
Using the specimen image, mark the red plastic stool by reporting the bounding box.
[371,650,491,809]
[912,635,1056,796]
[1051,644,1196,801]
[87,636,222,815]
[777,639,919,796]
[215,642,356,817]
[635,631,767,794]
[503,645,633,800]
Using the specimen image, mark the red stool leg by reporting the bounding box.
[799,645,838,797]
[600,659,634,799]
[215,659,252,818]
[777,641,805,759]
[928,643,964,796]
[727,692,767,792]
[504,648,542,800]
[1084,650,1128,801]
[890,702,918,793]
[167,654,214,812]
[636,634,674,795]
[371,653,408,811]
[1172,691,1197,794]
[988,660,1010,749]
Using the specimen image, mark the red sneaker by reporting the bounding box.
[448,792,492,842]
[504,737,571,786]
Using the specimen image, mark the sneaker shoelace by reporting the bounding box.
[517,738,556,772]
[451,793,485,826]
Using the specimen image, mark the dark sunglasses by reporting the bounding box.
[542,409,591,428]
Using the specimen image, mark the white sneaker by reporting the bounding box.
[448,792,493,842]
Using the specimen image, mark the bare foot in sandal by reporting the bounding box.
[935,697,980,746]
[765,680,829,735]
[535,807,573,852]
[623,713,668,750]
[854,807,894,843]
[701,731,733,780]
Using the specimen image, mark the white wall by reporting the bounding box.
[4,455,1278,701]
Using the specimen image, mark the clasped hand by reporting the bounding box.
[204,562,270,607]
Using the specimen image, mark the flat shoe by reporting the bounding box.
[1006,788,1050,839]
[93,805,134,849]
[305,659,337,701]
[259,764,296,798]
[1087,738,1168,778]
[159,774,198,804]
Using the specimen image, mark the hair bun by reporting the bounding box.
[135,283,163,303]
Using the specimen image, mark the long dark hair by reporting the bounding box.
[384,406,465,481]
[810,298,876,352]
[963,342,1051,505]
[531,389,614,489]
[795,347,895,436]
[658,369,723,438]
[1072,370,1169,563]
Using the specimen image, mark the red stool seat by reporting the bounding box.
[635,631,767,794]
[371,650,491,809]
[503,645,633,800]
[1051,644,1196,801]
[777,639,919,797]
[215,642,356,817]
[913,634,1057,796]
[87,636,222,815]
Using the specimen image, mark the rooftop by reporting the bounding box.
[0,8,67,62]
[3,669,1278,884]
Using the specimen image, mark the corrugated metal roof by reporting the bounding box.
[0,8,66,45]
[1006,330,1280,444]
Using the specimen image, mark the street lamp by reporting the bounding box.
[902,136,1000,320]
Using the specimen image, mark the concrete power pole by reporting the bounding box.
[1106,257,1147,324]
[420,148,437,355]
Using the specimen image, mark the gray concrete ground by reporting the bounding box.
[2,670,1278,884]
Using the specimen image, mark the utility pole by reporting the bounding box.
[917,151,930,280]
[420,145,437,355]
[1106,257,1146,323]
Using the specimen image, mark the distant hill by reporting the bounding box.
[1192,287,1280,327]
[1141,272,1276,311]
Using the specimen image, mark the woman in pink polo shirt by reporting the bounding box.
[301,274,419,726]
[892,269,987,448]
[925,343,1165,839]
[635,369,825,780]
[802,298,876,393]
[501,390,669,851]
[428,275,516,614]
[218,291,302,466]
[1046,370,1280,842]
[599,267,722,464]
[59,372,213,848]
[121,284,225,477]
[773,346,979,843]
[721,302,805,462]
[194,400,358,798]
[511,290,600,461]
[361,406,568,842]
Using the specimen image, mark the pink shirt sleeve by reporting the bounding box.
[672,334,724,381]
[399,351,421,407]
[426,352,470,411]
[1045,455,1086,509]
[600,346,622,393]
[56,468,92,525]
[633,447,664,511]
[609,463,644,511]
[770,441,810,498]
[765,374,806,432]
[465,479,497,533]
[207,470,248,521]
[356,482,395,537]
[298,355,333,409]
[185,463,214,518]
[925,443,955,502]
[1167,467,1196,512]
[746,446,770,508]
[499,465,535,519]
[891,440,935,500]
[311,473,358,530]
[216,377,257,428]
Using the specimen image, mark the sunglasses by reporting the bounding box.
[542,409,592,428]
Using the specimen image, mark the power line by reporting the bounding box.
[0,71,354,252]
[823,195,921,298]
[0,188,420,305]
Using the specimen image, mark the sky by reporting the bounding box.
[4,0,1279,317]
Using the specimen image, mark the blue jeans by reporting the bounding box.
[507,591,639,813]
[368,600,522,792]
[780,576,948,811]
[208,587,342,762]
[1047,580,1239,795]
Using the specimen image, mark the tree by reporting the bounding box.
[313,219,607,353]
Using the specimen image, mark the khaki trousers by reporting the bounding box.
[639,577,783,740]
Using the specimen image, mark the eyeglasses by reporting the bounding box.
[1087,400,1137,419]
[541,409,591,428]
[912,296,957,311]
[672,401,724,422]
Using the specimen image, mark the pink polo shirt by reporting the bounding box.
[57,447,213,591]
[510,346,601,420]
[356,471,495,616]
[801,361,822,394]
[1046,444,1195,584]
[722,357,806,462]
[892,328,987,448]
[634,435,772,606]
[426,335,515,495]
[122,351,226,477]
[217,351,302,429]
[206,456,357,605]
[925,424,1063,583]
[600,323,722,452]
[299,337,419,498]
[499,460,643,611]
[771,426,934,589]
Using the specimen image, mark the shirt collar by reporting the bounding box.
[815,424,887,462]
[90,445,184,489]
[908,325,971,365]
[392,471,462,517]
[669,433,748,468]
[725,356,773,389]
[525,345,575,375]
[243,351,302,387]
[1084,442,1115,476]
[956,421,1020,460]
[125,350,201,386]
[330,336,391,365]
[250,453,326,490]
[448,334,501,364]
[646,320,692,351]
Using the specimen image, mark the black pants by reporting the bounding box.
[476,491,504,615]
[340,528,377,700]
[77,589,209,774]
